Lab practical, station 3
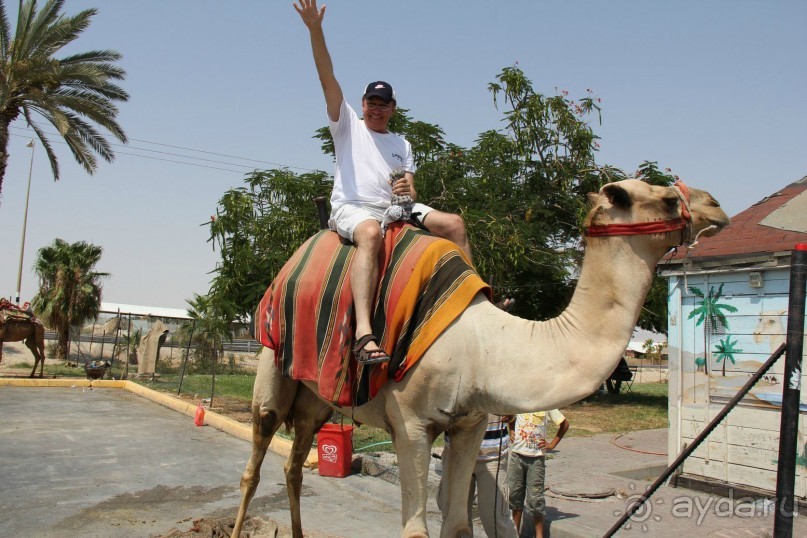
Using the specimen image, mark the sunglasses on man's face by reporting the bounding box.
[364,102,392,112]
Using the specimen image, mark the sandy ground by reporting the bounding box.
[0,340,60,376]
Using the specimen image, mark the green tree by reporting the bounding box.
[206,169,331,321]
[182,293,233,374]
[0,0,128,196]
[31,238,107,361]
[714,335,742,377]
[688,284,738,375]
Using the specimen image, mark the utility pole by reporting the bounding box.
[15,139,35,305]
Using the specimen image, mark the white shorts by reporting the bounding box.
[329,202,435,242]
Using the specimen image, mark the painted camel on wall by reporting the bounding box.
[233,179,729,537]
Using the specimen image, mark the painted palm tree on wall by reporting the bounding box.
[688,283,738,375]
[714,335,742,377]
[0,0,129,197]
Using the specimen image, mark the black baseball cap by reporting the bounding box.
[363,81,396,103]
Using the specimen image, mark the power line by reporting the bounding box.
[9,131,244,174]
[9,126,324,174]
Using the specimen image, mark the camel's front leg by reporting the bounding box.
[439,420,487,538]
[387,413,439,538]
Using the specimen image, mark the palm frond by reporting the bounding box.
[0,1,10,57]
[21,105,60,178]
[0,0,127,194]
[30,7,96,58]
[11,0,37,62]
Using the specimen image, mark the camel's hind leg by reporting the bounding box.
[285,386,332,538]
[232,348,298,537]
[27,326,45,378]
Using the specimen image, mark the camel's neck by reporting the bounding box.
[470,237,662,412]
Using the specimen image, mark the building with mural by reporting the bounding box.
[661,176,807,496]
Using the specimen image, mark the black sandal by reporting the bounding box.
[353,334,390,365]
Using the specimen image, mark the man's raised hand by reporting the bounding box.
[293,0,325,29]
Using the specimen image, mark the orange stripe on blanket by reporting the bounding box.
[369,238,489,398]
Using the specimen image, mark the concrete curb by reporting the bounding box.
[0,377,318,468]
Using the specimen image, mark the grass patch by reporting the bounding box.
[20,361,128,379]
[15,361,257,403]
[558,382,668,437]
[135,373,255,400]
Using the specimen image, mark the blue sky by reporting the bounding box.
[0,1,804,310]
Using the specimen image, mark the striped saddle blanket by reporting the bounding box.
[254,222,491,406]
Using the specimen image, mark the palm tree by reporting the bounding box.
[0,0,128,196]
[184,293,232,374]
[32,238,107,361]
[714,335,742,377]
[642,338,656,360]
[688,283,738,374]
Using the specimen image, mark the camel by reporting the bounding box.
[0,316,46,378]
[753,310,806,378]
[232,179,729,538]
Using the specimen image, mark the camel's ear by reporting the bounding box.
[587,192,599,207]
[602,184,632,209]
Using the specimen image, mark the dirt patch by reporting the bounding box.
[157,515,342,537]
[173,392,254,424]
[560,405,605,434]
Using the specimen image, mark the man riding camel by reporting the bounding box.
[294,0,471,365]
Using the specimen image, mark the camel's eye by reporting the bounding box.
[663,196,679,211]
[706,195,721,208]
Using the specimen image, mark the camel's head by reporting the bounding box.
[584,179,729,249]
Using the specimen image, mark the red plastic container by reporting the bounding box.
[317,423,354,478]
[194,403,205,426]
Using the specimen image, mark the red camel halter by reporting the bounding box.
[584,180,692,245]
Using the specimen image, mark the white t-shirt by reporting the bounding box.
[510,410,566,458]
[328,100,416,212]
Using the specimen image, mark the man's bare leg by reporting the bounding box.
[421,210,472,263]
[351,220,387,360]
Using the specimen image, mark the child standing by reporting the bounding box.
[507,411,570,537]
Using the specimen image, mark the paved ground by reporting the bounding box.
[0,386,443,537]
[540,428,804,538]
[2,385,806,537]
